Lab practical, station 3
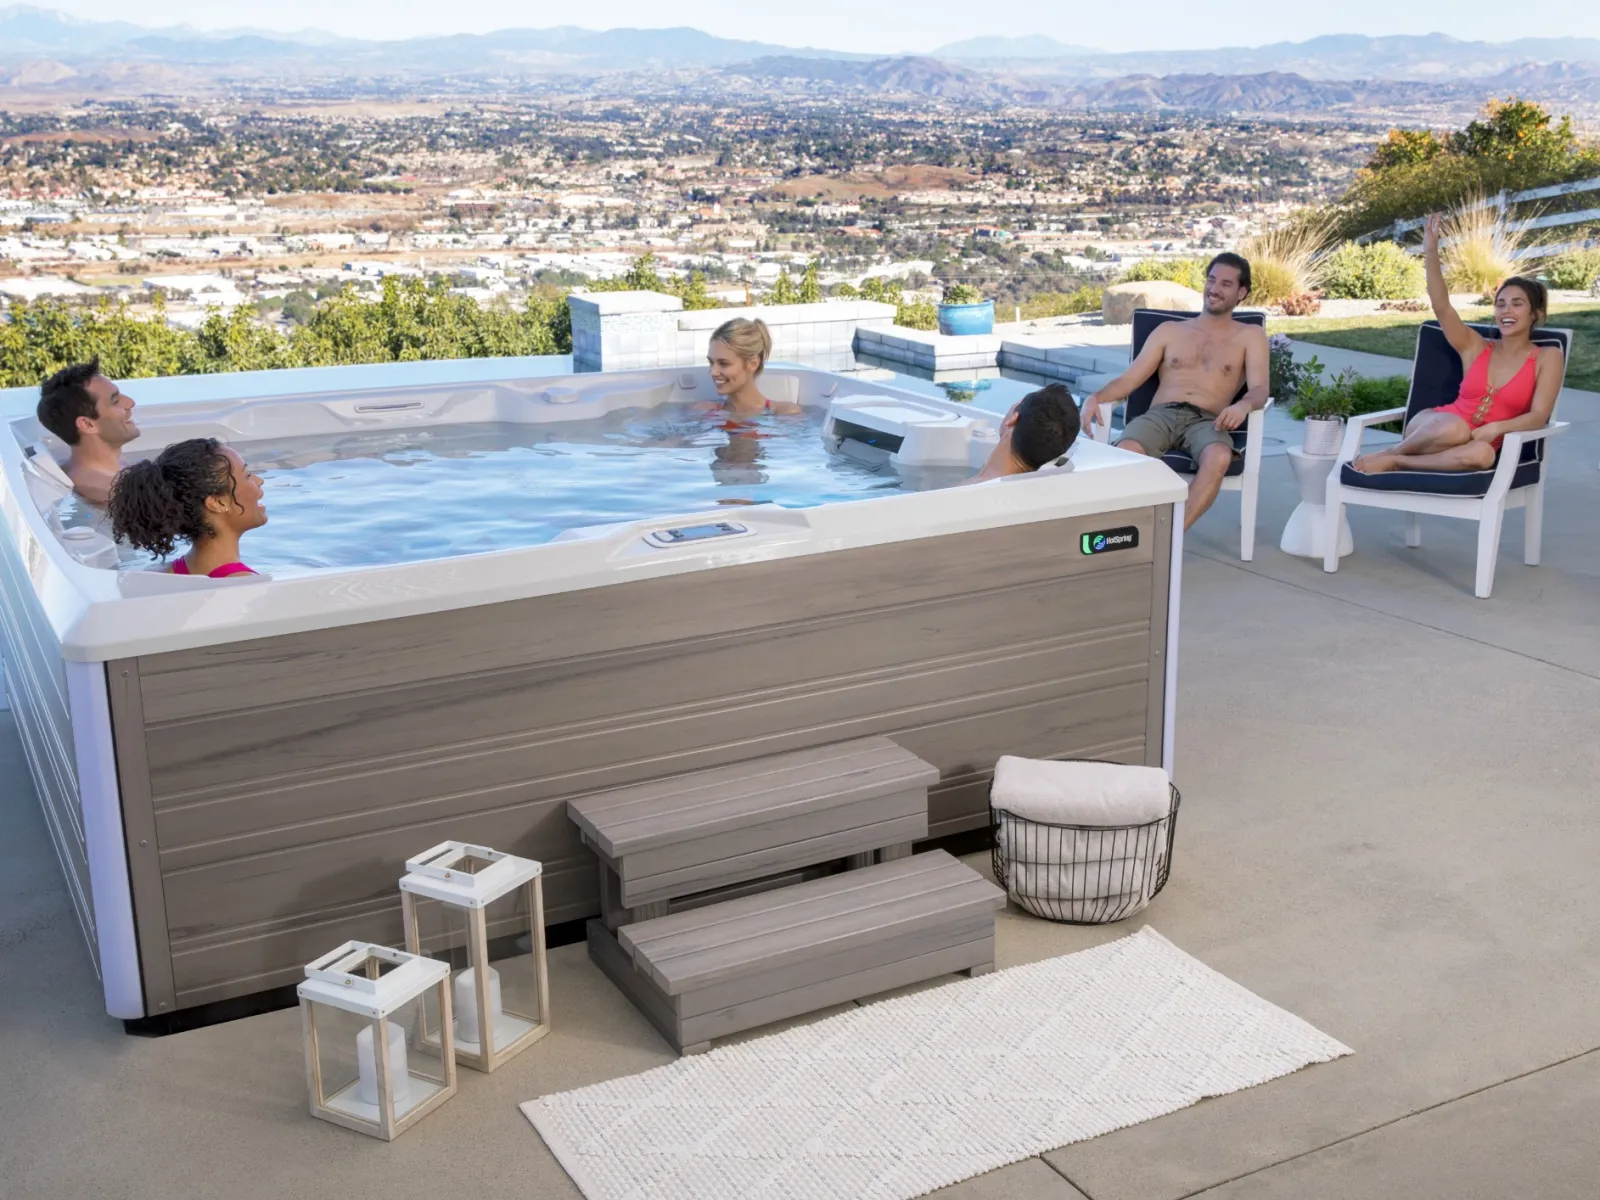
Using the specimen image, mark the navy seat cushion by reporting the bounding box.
[1161,448,1246,478]
[1340,457,1541,497]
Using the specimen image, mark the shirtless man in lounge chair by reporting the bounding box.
[1077,253,1269,529]
[36,358,140,506]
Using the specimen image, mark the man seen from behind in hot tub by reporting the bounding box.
[967,383,1080,483]
[1077,253,1269,529]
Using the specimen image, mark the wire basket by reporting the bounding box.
[990,777,1180,925]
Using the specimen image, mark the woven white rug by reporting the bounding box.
[522,927,1351,1200]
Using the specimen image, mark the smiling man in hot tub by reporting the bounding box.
[966,384,1080,483]
[36,358,140,507]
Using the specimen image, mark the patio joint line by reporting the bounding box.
[1171,1042,1600,1198]
[1039,1153,1097,1198]
[1189,549,1600,684]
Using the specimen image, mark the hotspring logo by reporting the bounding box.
[1080,526,1139,555]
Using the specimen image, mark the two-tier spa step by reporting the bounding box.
[586,850,1004,1053]
[568,736,937,928]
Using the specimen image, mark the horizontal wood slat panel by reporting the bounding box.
[142,572,1148,792]
[151,636,1151,863]
[135,508,1156,720]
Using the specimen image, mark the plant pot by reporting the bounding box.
[937,300,994,337]
[1302,417,1344,457]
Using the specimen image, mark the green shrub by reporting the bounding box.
[941,283,983,305]
[1318,241,1426,300]
[855,275,939,330]
[1543,249,1600,290]
[895,298,938,331]
[1117,257,1207,292]
[587,253,722,310]
[1350,374,1411,415]
[1020,286,1104,319]
[1,278,573,388]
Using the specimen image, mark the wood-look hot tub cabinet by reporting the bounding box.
[0,361,1186,1020]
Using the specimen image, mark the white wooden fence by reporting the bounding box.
[1358,174,1600,260]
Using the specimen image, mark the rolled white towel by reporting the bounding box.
[991,756,1170,826]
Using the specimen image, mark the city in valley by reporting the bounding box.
[3,14,1600,333]
[0,96,1380,325]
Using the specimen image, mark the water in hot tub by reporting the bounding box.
[72,403,971,574]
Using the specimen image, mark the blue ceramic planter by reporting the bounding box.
[937,300,995,337]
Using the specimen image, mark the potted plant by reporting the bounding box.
[1290,366,1357,456]
[937,283,995,336]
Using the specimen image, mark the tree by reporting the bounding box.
[797,260,822,304]
[1450,98,1578,169]
[1335,98,1600,238]
[769,270,798,304]
[1368,128,1444,171]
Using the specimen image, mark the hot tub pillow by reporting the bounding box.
[991,756,1170,827]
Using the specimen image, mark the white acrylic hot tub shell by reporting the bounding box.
[0,357,1186,1019]
[2,360,1184,664]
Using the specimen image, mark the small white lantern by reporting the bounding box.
[399,841,551,1073]
[297,941,457,1141]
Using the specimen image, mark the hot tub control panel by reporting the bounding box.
[643,521,751,548]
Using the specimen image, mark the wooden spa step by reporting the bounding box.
[587,850,1004,1053]
[568,736,937,923]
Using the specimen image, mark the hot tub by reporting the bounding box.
[0,357,1186,1020]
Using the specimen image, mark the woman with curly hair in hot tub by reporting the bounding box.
[107,438,268,578]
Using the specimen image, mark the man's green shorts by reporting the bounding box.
[1118,402,1238,463]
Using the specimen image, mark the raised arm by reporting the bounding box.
[1079,325,1169,434]
[1213,325,1270,431]
[1424,213,1484,361]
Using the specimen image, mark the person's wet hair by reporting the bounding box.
[1012,384,1080,470]
[37,358,102,446]
[1205,252,1252,297]
[108,437,239,558]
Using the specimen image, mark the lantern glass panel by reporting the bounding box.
[476,885,543,1054]
[406,893,475,1054]
[309,963,447,1127]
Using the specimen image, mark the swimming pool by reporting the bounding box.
[0,357,1186,1019]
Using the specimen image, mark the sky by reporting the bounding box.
[40,1,1600,54]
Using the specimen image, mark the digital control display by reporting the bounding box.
[648,521,749,546]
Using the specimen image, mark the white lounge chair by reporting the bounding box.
[1090,308,1273,561]
[1322,320,1571,599]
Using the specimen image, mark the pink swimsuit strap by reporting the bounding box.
[172,558,256,578]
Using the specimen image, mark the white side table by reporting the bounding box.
[1281,447,1353,558]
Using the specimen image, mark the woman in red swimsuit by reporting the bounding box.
[1354,212,1563,475]
[107,437,267,578]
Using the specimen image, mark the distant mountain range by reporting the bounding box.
[6,4,1600,114]
[724,57,1600,113]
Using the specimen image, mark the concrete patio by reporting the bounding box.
[2,380,1598,1199]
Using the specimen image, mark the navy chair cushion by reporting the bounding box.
[1161,448,1247,478]
[1340,457,1542,497]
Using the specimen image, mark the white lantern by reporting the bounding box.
[297,941,457,1140]
[399,841,551,1073]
